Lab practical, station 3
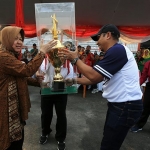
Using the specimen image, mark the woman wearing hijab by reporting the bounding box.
[138,49,150,73]
[0,26,56,150]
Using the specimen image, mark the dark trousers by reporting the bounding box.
[7,130,24,150]
[92,84,97,89]
[41,94,67,142]
[101,100,143,150]
[136,82,150,128]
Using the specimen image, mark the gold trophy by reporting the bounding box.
[48,14,65,92]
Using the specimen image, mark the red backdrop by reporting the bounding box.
[14,0,150,38]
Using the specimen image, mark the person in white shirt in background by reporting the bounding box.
[38,55,73,150]
[91,51,105,93]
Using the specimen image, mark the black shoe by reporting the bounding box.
[39,134,49,144]
[57,141,66,150]
[130,125,142,133]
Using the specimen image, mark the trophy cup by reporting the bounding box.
[35,2,78,94]
[48,14,65,92]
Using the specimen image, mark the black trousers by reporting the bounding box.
[7,130,24,150]
[136,82,150,128]
[92,84,97,89]
[41,94,67,142]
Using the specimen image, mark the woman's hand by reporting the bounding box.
[40,40,57,54]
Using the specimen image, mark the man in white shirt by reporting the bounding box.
[38,56,73,150]
[58,24,143,150]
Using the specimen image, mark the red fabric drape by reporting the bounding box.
[118,26,150,37]
[14,0,36,37]
[22,25,36,37]
[63,26,150,38]
[15,0,24,27]
[63,26,100,38]
[23,26,150,39]
[14,0,150,39]
[16,25,150,39]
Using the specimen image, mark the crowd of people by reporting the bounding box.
[20,43,38,64]
[0,24,150,150]
[77,45,105,93]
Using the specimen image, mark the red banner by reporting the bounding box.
[14,0,150,40]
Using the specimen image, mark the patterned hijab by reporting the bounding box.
[0,26,24,54]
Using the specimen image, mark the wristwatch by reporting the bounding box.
[71,57,79,65]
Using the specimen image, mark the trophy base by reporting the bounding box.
[51,81,65,92]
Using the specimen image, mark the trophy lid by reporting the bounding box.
[35,3,76,44]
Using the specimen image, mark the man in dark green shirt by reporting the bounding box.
[30,43,38,58]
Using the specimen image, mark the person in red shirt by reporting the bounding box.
[85,45,94,67]
[131,60,150,132]
[84,45,94,89]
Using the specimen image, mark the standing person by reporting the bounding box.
[138,49,150,73]
[30,43,38,58]
[96,52,105,92]
[94,50,98,56]
[81,47,85,55]
[21,52,32,64]
[131,60,150,132]
[23,47,29,59]
[77,45,82,55]
[85,45,94,67]
[38,56,74,150]
[0,26,57,150]
[99,51,105,60]
[85,45,94,89]
[58,24,143,150]
[91,53,100,93]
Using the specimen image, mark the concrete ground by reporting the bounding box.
[23,86,150,150]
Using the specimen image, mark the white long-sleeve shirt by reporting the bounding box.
[40,58,74,87]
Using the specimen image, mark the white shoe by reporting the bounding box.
[91,89,99,94]
[88,85,91,90]
[95,89,99,92]
[91,90,95,93]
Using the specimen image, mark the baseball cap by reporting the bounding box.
[91,24,120,41]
